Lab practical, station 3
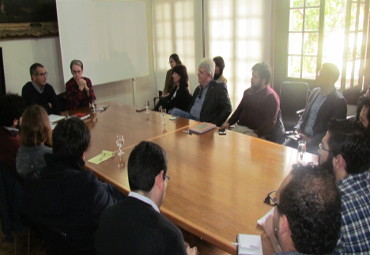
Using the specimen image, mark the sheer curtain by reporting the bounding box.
[152,0,273,107]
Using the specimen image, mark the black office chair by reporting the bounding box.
[265,110,285,144]
[57,92,68,112]
[279,81,309,131]
[153,90,163,110]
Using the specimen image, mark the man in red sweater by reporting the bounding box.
[221,63,284,143]
[0,94,25,173]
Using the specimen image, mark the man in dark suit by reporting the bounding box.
[22,63,61,114]
[95,141,197,255]
[286,63,347,152]
[171,58,232,126]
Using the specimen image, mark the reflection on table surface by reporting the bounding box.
[73,102,317,255]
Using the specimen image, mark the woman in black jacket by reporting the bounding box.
[155,65,192,113]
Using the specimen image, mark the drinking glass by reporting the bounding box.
[145,101,150,114]
[160,108,167,129]
[91,102,97,113]
[116,135,125,156]
[297,140,306,163]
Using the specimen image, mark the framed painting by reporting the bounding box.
[0,0,58,40]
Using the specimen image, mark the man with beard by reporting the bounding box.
[221,63,284,142]
[318,119,370,254]
[287,63,347,152]
[262,164,341,255]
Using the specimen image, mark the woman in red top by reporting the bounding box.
[66,59,96,110]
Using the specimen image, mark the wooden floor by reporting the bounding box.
[0,230,45,255]
[0,228,230,255]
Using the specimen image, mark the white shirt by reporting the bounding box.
[128,191,160,213]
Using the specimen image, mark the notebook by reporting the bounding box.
[189,122,216,134]
[236,234,263,255]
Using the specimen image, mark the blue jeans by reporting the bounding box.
[171,108,198,121]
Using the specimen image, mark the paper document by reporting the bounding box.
[88,150,115,164]
[49,114,65,123]
[257,207,274,227]
[236,234,263,255]
[95,105,109,112]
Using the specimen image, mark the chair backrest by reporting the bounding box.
[0,163,23,241]
[57,92,68,112]
[279,81,309,129]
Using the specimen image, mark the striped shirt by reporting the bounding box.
[335,171,370,254]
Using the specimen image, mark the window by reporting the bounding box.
[287,0,370,90]
[153,0,197,92]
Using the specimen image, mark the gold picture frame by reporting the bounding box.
[0,0,58,40]
[0,22,58,39]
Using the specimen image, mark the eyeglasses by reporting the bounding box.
[164,175,170,181]
[37,72,48,77]
[319,143,330,152]
[264,191,278,206]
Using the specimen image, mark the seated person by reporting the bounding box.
[171,58,232,127]
[262,164,341,254]
[22,117,124,254]
[163,53,182,96]
[221,63,284,143]
[22,63,60,114]
[285,63,347,153]
[95,141,197,255]
[154,64,192,113]
[357,98,370,130]
[213,56,227,85]
[318,119,370,254]
[0,94,25,173]
[16,105,52,178]
[66,59,96,110]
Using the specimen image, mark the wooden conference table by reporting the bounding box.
[73,103,317,254]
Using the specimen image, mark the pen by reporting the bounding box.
[99,152,105,161]
[231,242,259,249]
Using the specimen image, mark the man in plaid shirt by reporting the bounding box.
[319,119,370,254]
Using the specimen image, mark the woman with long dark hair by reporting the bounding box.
[155,64,192,113]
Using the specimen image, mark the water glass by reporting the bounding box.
[145,101,150,114]
[116,135,125,156]
[160,109,167,128]
[297,140,306,162]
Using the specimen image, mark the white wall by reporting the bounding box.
[0,0,156,109]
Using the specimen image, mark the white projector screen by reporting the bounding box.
[56,0,149,85]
